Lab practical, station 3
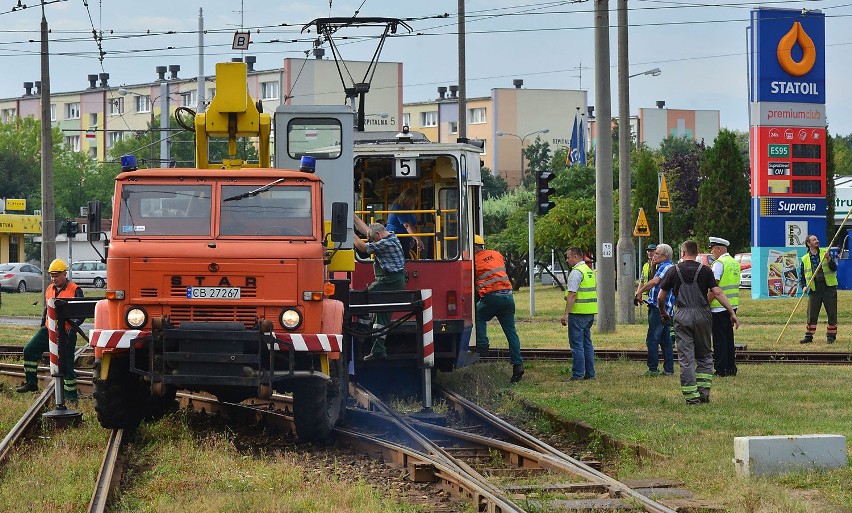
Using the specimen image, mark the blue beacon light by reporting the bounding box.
[299,155,317,173]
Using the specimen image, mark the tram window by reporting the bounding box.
[287,118,341,160]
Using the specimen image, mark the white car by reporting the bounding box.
[70,260,107,288]
[0,263,43,292]
[740,267,752,288]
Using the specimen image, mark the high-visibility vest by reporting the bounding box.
[565,262,597,314]
[46,281,81,330]
[801,248,838,288]
[710,254,740,308]
[641,261,653,298]
[474,249,512,296]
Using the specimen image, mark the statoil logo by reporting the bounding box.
[777,22,815,76]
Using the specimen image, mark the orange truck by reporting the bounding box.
[87,62,351,442]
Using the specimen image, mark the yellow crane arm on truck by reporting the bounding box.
[194,62,271,169]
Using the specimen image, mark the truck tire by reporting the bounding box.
[292,357,346,443]
[93,355,148,429]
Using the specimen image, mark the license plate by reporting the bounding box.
[186,286,241,299]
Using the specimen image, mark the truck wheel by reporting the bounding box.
[293,357,346,443]
[93,355,147,429]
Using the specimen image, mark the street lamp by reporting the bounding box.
[496,128,550,182]
[628,67,661,79]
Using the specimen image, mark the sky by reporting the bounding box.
[1,0,851,135]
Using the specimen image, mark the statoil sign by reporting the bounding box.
[750,9,825,104]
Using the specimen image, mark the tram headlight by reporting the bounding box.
[279,308,303,330]
[125,307,148,328]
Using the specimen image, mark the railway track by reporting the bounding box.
[0,360,705,512]
[1,344,848,365]
[485,347,852,364]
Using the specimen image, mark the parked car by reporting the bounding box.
[70,260,107,288]
[696,253,715,266]
[734,252,752,270]
[0,263,43,293]
[740,267,752,288]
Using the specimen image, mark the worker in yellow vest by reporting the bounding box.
[708,237,740,376]
[798,234,838,344]
[560,247,597,381]
[639,244,657,303]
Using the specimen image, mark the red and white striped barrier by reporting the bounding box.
[89,329,150,349]
[47,298,59,374]
[270,333,342,352]
[422,289,434,366]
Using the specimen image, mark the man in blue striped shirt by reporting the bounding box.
[634,243,676,376]
[354,216,406,361]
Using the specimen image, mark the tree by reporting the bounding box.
[0,117,44,212]
[631,147,661,242]
[482,187,534,288]
[481,166,508,199]
[658,135,706,245]
[522,136,551,189]
[694,129,750,254]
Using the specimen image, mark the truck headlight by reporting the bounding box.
[279,308,302,330]
[125,307,148,328]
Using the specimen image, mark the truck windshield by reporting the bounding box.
[219,185,313,237]
[117,184,212,236]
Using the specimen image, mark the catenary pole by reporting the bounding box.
[457,0,467,141]
[40,3,56,291]
[595,0,616,332]
[616,0,636,324]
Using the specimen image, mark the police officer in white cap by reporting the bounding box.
[708,237,740,376]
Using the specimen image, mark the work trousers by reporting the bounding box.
[568,313,596,379]
[711,309,737,376]
[367,271,406,355]
[806,284,838,337]
[22,326,79,400]
[674,307,713,401]
[475,292,523,365]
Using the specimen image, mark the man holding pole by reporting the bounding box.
[798,234,838,344]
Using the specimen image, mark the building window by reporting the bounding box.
[448,121,458,134]
[181,90,197,107]
[109,97,124,116]
[207,88,216,104]
[420,111,438,127]
[64,135,80,151]
[64,102,80,119]
[50,104,56,121]
[479,139,487,155]
[1,108,15,122]
[260,81,279,100]
[468,107,487,124]
[402,112,410,127]
[89,113,98,127]
[89,147,98,159]
[135,95,151,113]
[107,131,122,148]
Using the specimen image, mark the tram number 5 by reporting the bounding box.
[394,158,419,179]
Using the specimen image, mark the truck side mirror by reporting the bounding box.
[330,202,348,243]
[87,200,102,242]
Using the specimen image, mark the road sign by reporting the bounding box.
[232,31,250,50]
[656,175,671,213]
[633,208,651,237]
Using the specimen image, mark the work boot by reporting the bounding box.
[699,389,711,404]
[799,335,813,344]
[827,334,836,344]
[685,398,701,406]
[473,346,490,357]
[510,364,524,383]
[15,382,38,393]
[363,352,387,362]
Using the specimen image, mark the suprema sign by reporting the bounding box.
[759,197,824,216]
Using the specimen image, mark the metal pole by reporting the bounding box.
[457,0,467,141]
[39,4,56,291]
[197,8,205,113]
[150,108,155,168]
[594,0,616,332]
[160,81,169,168]
[616,0,635,324]
[658,172,664,245]
[529,211,535,317]
[520,141,525,183]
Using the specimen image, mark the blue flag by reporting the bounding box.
[568,112,586,166]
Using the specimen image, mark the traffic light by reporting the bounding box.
[66,220,79,238]
[87,200,102,242]
[536,171,555,215]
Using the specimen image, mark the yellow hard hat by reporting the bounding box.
[474,234,485,246]
[48,258,68,273]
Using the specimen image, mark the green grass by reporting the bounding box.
[0,289,104,318]
[440,361,851,512]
